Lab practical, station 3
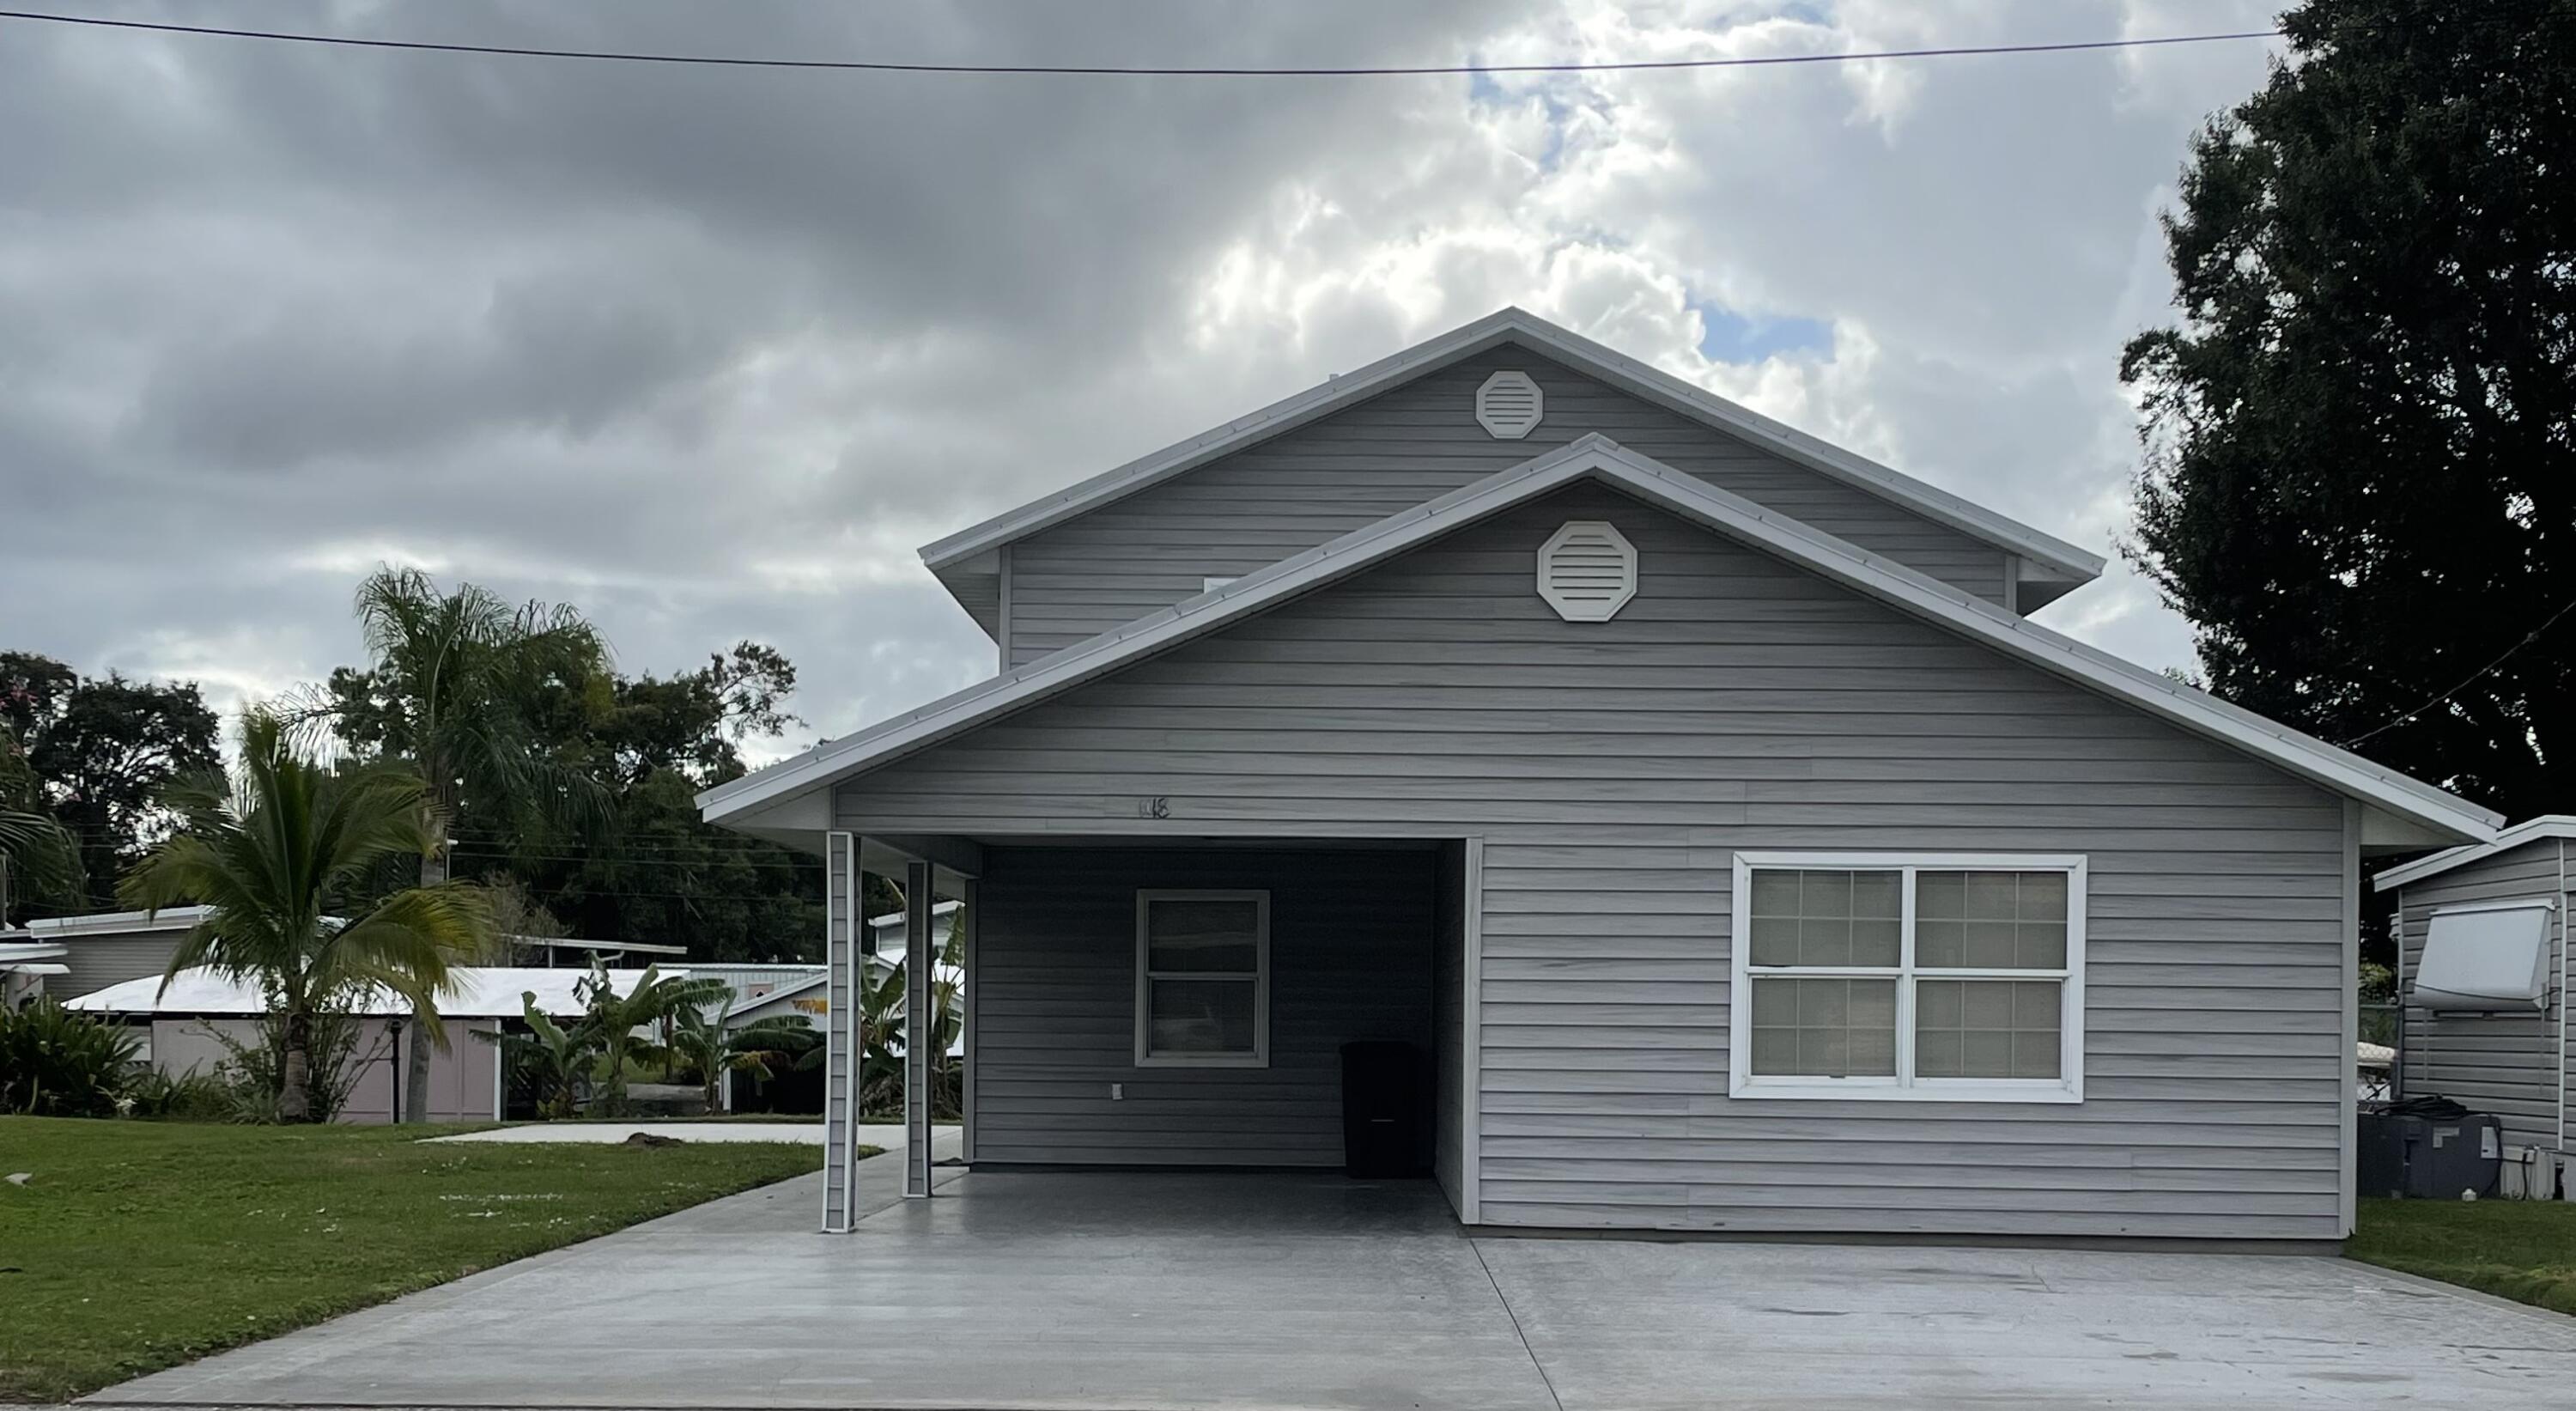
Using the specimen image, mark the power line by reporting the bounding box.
[0,9,2284,78]
[2339,593,2576,748]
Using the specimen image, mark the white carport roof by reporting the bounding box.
[66,965,682,1019]
[702,435,2500,847]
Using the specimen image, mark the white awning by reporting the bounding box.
[2412,901,2556,1012]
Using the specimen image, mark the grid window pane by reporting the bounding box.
[1146,898,1261,973]
[1146,978,1257,1055]
[1746,869,1900,968]
[1916,870,2069,971]
[1914,979,2062,1079]
[1747,977,1896,1077]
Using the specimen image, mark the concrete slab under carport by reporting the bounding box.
[88,1165,2576,1411]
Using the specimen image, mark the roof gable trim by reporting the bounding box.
[708,436,2496,842]
[919,307,2105,584]
[2374,816,2575,891]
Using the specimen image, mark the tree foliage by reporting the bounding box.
[422,642,828,962]
[2123,0,2576,817]
[317,567,614,882]
[0,652,219,911]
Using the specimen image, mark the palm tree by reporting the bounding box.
[670,995,815,1112]
[333,567,610,1120]
[0,722,79,923]
[119,709,493,1122]
[478,992,596,1119]
[575,964,732,1116]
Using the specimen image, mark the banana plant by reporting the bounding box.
[670,994,816,1111]
[477,991,597,1119]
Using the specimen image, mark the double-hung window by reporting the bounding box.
[1729,852,2085,1102]
[1134,890,1270,1067]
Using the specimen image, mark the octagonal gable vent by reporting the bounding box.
[1475,369,1545,439]
[1537,520,1637,622]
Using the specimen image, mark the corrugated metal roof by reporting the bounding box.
[65,965,683,1019]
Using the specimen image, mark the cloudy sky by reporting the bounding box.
[0,0,2287,760]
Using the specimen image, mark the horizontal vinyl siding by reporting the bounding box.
[2396,840,2568,1151]
[1003,345,2012,666]
[845,482,2346,1239]
[54,934,181,1000]
[970,848,1434,1166]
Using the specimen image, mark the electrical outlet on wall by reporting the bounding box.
[1109,1083,1124,1100]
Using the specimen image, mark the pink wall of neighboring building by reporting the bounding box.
[144,1016,502,1122]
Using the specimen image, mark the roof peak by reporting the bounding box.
[915,307,2105,587]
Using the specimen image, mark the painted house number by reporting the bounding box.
[1136,796,1171,818]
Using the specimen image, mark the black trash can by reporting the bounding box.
[1340,1039,1426,1178]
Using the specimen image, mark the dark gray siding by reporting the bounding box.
[1003,344,2014,666]
[970,847,1435,1167]
[844,482,2349,1239]
[2394,839,2568,1151]
[53,933,182,1000]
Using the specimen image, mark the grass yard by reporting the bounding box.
[2349,1195,2576,1317]
[0,1116,832,1402]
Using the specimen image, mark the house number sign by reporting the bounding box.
[1135,796,1171,818]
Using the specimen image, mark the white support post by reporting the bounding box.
[904,859,935,1198]
[821,831,860,1233]
[962,877,980,1163]
[2341,801,2361,1238]
[1461,836,1485,1226]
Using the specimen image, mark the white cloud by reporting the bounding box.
[0,0,2281,740]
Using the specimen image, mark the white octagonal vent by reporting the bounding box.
[1536,520,1637,622]
[1476,369,1545,439]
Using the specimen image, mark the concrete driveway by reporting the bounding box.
[424,1122,959,1148]
[90,1157,2576,1411]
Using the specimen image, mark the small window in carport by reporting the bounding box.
[2411,900,2556,1012]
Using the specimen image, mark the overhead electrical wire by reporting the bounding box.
[0,9,2284,77]
[2338,593,2576,748]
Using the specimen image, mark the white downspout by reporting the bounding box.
[2557,839,2567,1157]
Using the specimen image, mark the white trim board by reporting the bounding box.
[2375,815,2576,891]
[702,435,2498,843]
[917,307,2105,589]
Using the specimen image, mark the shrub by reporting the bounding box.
[0,1000,139,1117]
[122,1067,236,1122]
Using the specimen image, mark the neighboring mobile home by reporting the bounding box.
[701,307,2500,1243]
[68,966,676,1123]
[2374,817,2573,1195]
[0,905,211,1000]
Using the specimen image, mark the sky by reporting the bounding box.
[0,0,2289,763]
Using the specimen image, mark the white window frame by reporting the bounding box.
[1134,889,1271,1068]
[1728,851,2087,1104]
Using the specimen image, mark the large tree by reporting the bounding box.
[310,568,610,1118]
[459,643,831,964]
[2123,0,2575,818]
[0,652,221,910]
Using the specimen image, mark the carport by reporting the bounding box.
[92,1158,2576,1411]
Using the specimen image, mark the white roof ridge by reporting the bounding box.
[916,307,2104,583]
[705,436,2495,842]
[2374,814,2576,891]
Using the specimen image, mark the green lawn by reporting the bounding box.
[2349,1195,2576,1316]
[0,1116,831,1402]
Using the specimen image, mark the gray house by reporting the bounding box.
[2374,817,2573,1194]
[0,905,209,1000]
[702,307,2500,1243]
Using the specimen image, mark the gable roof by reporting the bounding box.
[920,307,2105,601]
[707,435,2497,844]
[2374,815,2575,891]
